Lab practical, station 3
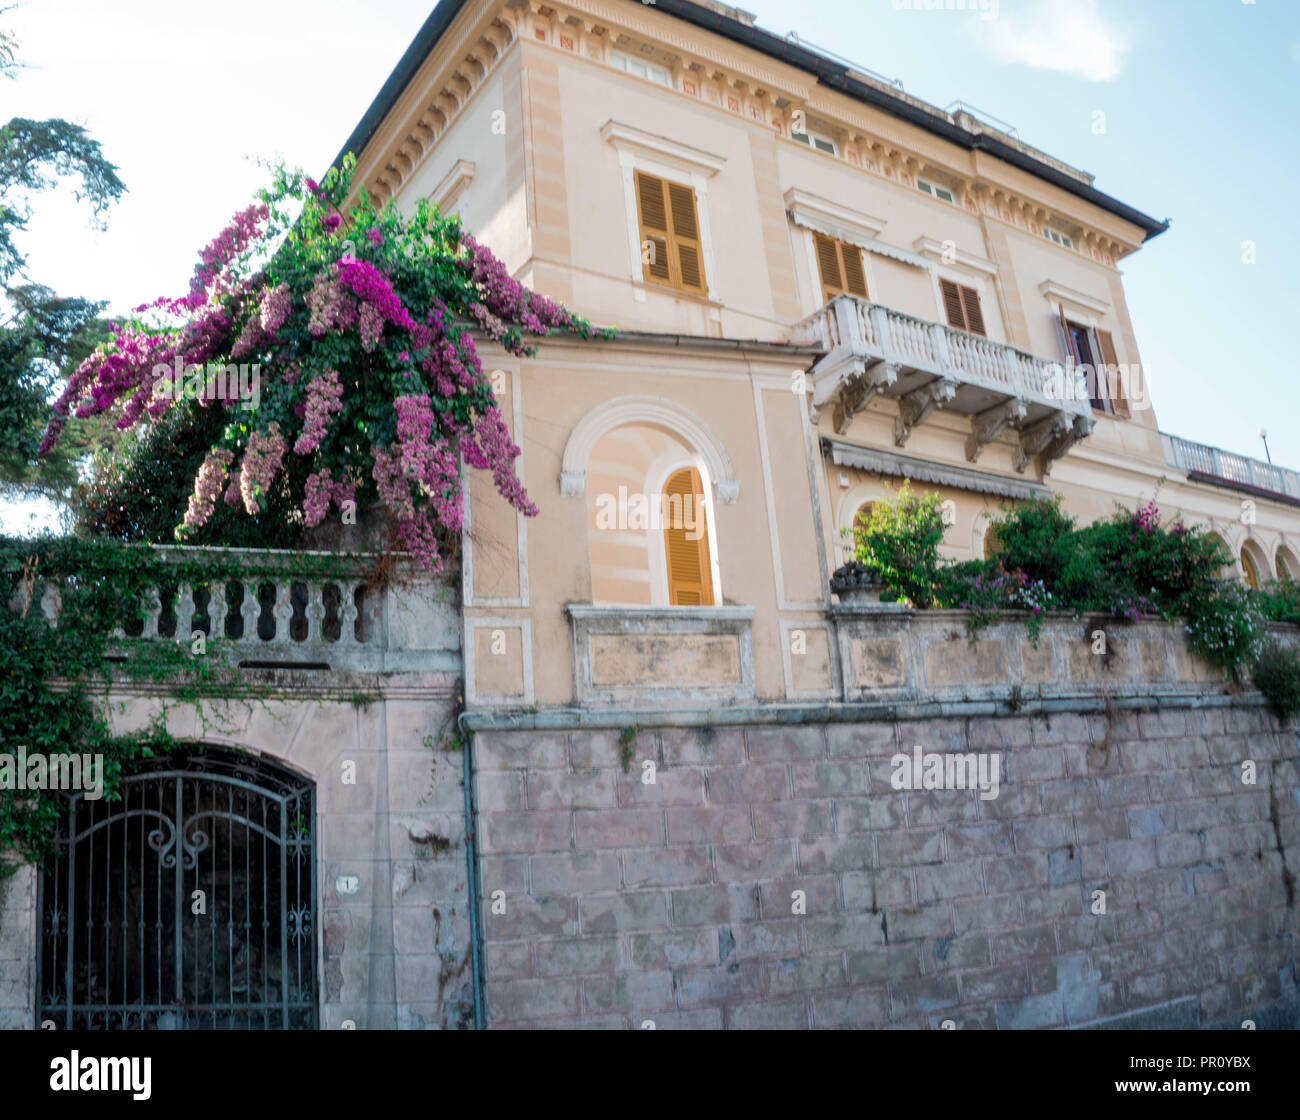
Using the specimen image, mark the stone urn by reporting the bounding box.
[830,561,905,610]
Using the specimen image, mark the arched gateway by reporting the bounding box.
[38,746,316,1029]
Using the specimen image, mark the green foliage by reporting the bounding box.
[983,494,1078,591]
[1256,579,1300,626]
[619,726,638,773]
[852,490,1279,681]
[1184,581,1263,678]
[0,23,126,503]
[72,404,299,547]
[0,534,364,877]
[850,480,947,607]
[0,116,126,284]
[936,558,1057,644]
[0,285,119,500]
[1252,641,1300,726]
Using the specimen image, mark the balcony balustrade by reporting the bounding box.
[1162,433,1300,504]
[794,295,1093,475]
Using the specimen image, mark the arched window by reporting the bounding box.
[662,467,714,605]
[852,501,874,539]
[1241,547,1261,591]
[1277,546,1298,583]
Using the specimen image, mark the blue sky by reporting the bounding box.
[4,0,1298,530]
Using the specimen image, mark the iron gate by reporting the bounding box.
[38,747,317,1029]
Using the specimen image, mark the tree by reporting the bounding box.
[0,17,126,501]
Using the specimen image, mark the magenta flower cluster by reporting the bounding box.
[293,371,344,456]
[184,449,235,530]
[303,468,356,528]
[40,170,598,566]
[238,423,286,515]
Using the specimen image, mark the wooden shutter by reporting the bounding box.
[940,279,986,336]
[663,467,713,606]
[635,172,705,293]
[667,182,705,292]
[1056,303,1075,360]
[840,243,868,298]
[814,234,868,302]
[959,285,986,336]
[635,171,671,283]
[814,234,843,303]
[1094,328,1128,418]
[940,279,966,330]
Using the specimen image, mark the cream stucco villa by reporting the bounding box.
[335,0,1299,710]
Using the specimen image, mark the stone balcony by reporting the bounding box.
[24,545,460,675]
[795,295,1093,476]
[1163,433,1300,506]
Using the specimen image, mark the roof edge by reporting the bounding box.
[329,0,1168,242]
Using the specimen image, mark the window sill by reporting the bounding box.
[632,279,722,309]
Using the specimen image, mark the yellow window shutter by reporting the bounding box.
[1094,328,1128,417]
[840,242,868,298]
[814,233,843,303]
[662,467,713,606]
[667,181,705,292]
[635,171,671,283]
[959,284,986,336]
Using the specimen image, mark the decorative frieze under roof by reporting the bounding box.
[349,0,1147,269]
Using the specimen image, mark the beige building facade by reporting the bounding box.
[337,0,1299,711]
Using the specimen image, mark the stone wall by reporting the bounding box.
[0,674,473,1030]
[473,703,1300,1028]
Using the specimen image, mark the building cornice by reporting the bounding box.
[332,0,1169,259]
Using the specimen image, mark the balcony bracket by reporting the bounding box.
[893,378,957,447]
[1014,413,1093,476]
[833,362,897,435]
[1035,415,1094,477]
[1013,414,1070,474]
[965,398,1027,463]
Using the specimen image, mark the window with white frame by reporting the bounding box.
[917,179,956,204]
[610,50,672,87]
[1044,227,1074,249]
[792,129,838,155]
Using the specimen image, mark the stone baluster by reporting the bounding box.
[175,583,195,640]
[930,322,954,374]
[241,583,261,644]
[306,582,325,645]
[340,582,361,646]
[40,582,63,627]
[141,586,162,638]
[271,581,294,646]
[208,583,228,643]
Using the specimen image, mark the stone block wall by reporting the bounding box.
[474,705,1300,1029]
[0,676,473,1030]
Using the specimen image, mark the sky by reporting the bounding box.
[3,0,1298,531]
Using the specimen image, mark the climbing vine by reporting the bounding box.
[0,534,376,878]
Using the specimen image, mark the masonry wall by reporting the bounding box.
[0,677,473,1031]
[474,705,1300,1029]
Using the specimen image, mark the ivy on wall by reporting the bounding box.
[0,535,376,879]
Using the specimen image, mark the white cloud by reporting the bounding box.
[978,0,1132,82]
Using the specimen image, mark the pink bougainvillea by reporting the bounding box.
[238,423,286,515]
[41,160,606,567]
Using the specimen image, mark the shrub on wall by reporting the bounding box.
[1256,579,1300,626]
[1252,640,1300,725]
[850,481,947,607]
[850,488,1283,680]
